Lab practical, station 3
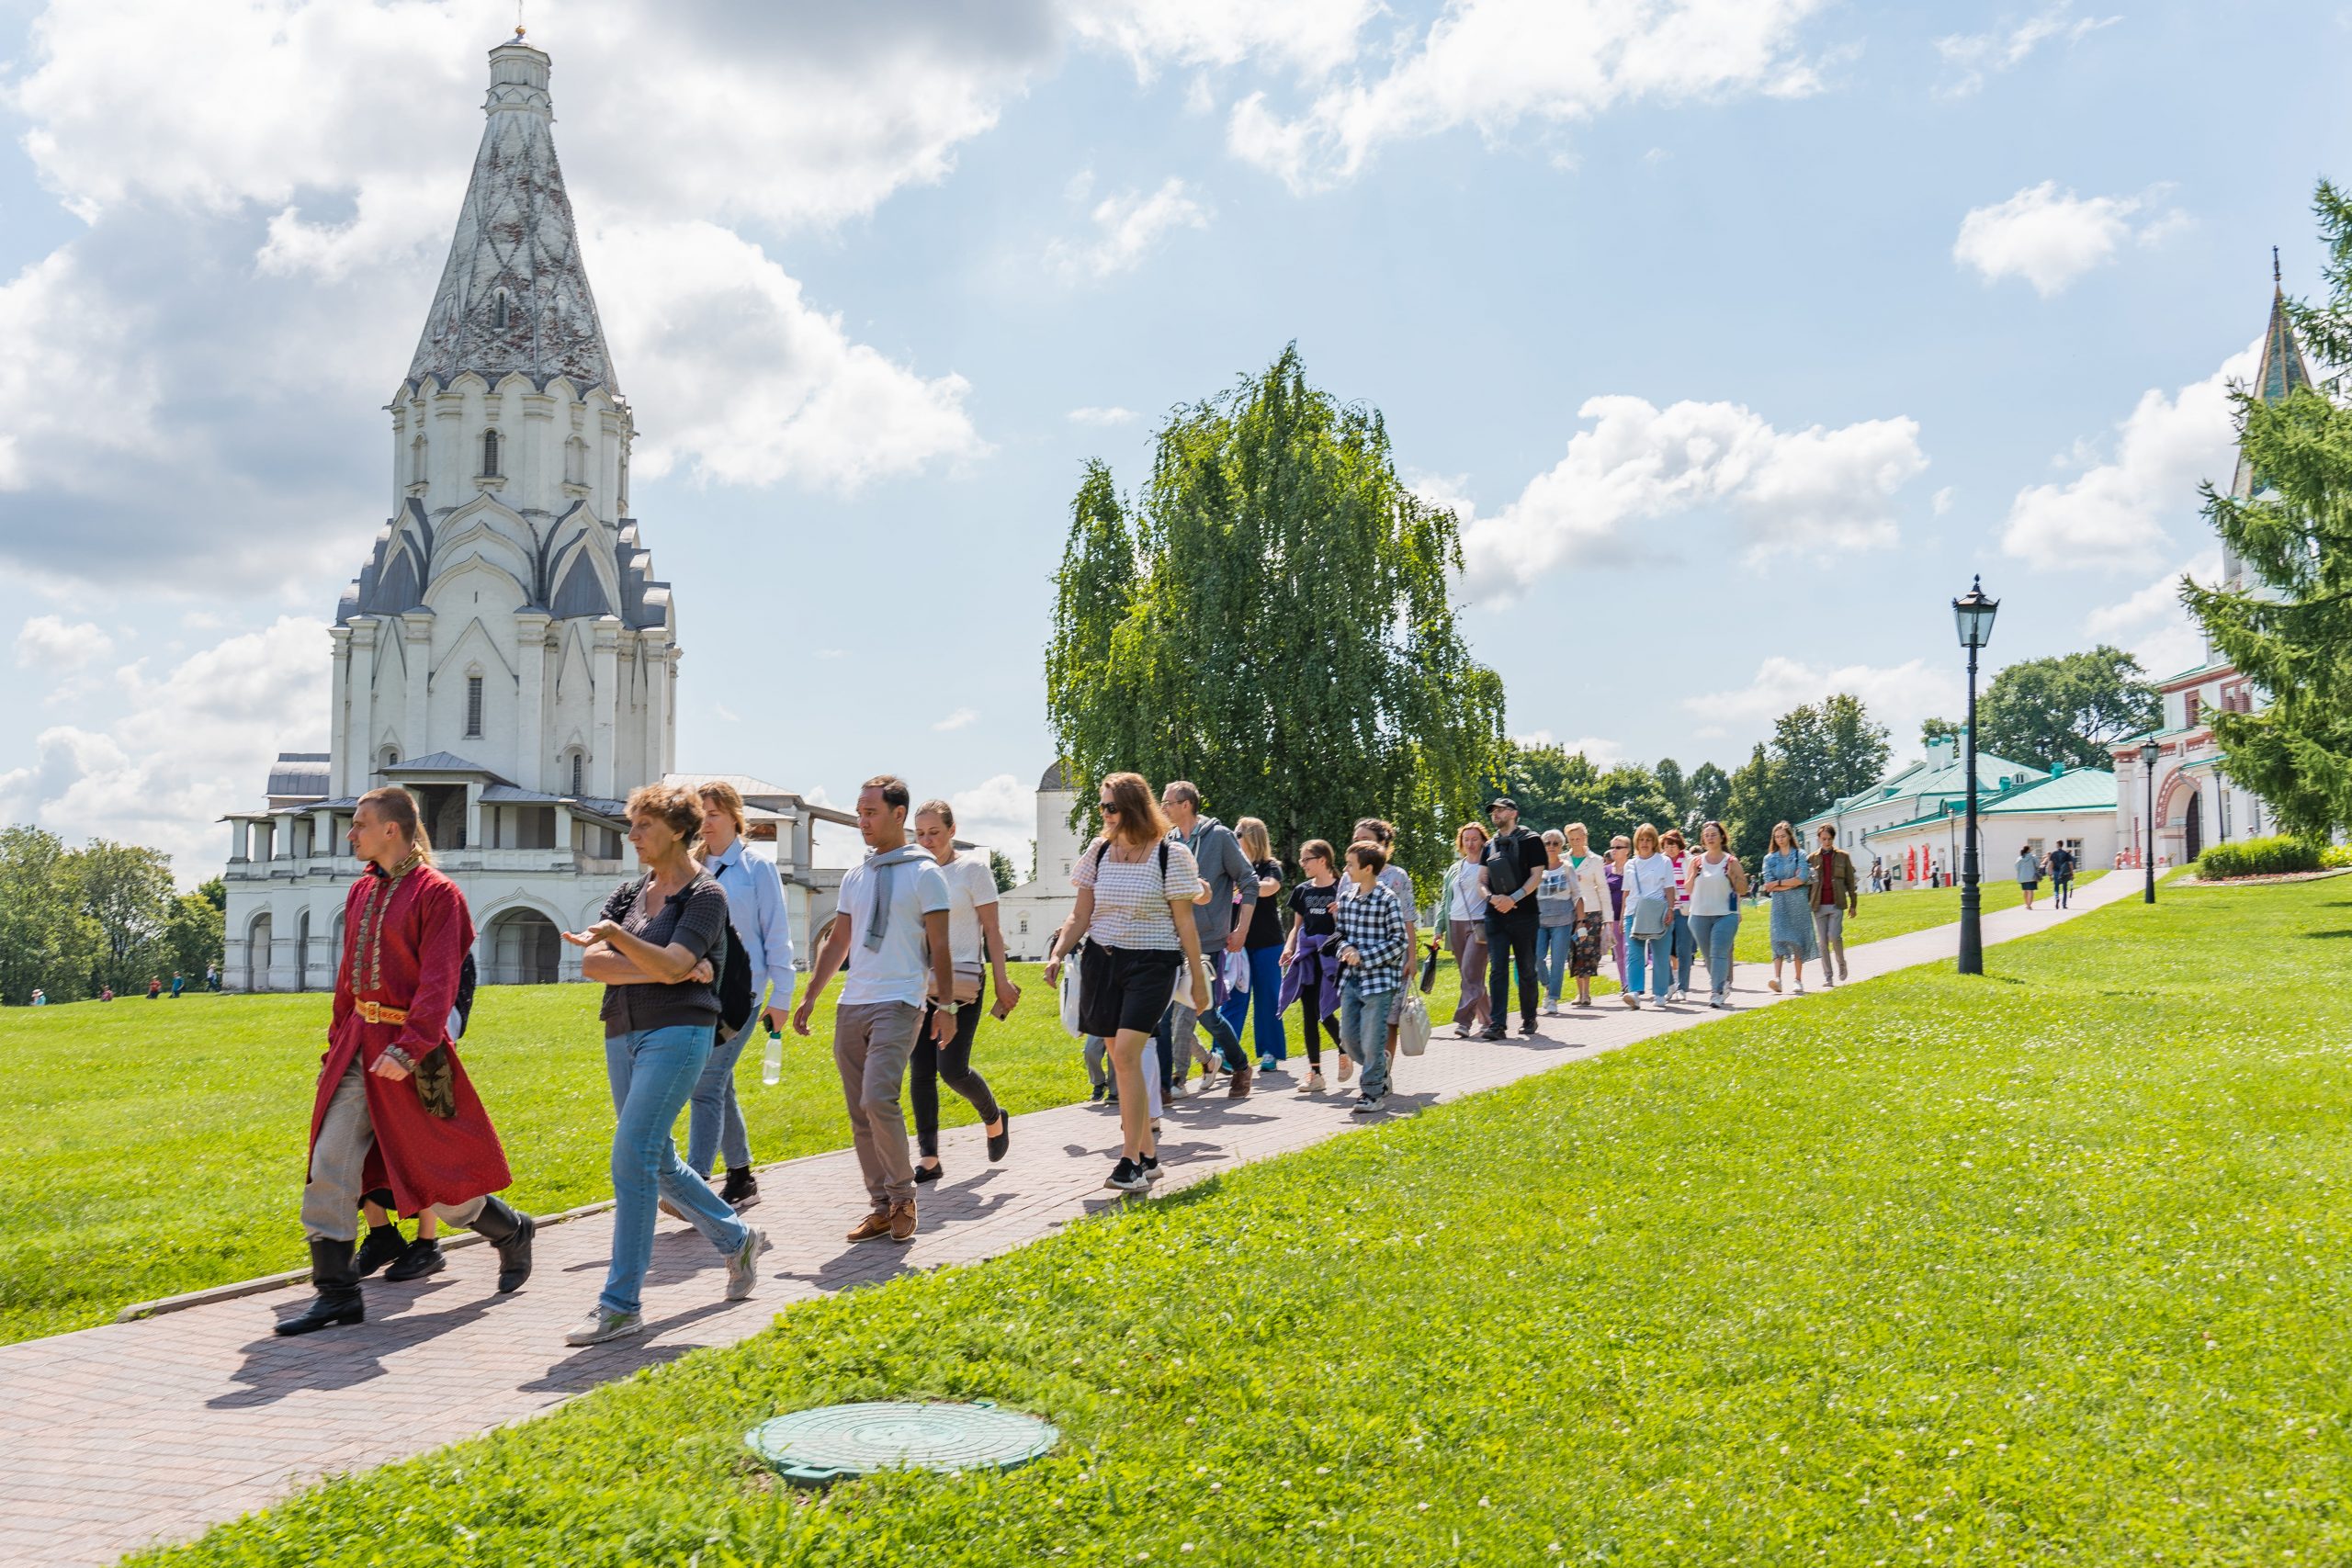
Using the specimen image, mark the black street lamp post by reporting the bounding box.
[1953,577,2000,976]
[2141,736,2161,903]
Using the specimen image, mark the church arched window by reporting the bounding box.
[481,429,501,478]
[492,289,509,329]
[465,673,484,738]
[376,745,399,781]
[569,750,584,797]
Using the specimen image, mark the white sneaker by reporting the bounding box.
[1793,980,1807,995]
[564,1307,643,1347]
[1301,1070,1326,1092]
[725,1226,767,1301]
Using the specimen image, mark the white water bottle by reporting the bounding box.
[762,1025,784,1086]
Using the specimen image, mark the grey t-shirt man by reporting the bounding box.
[1178,814,1259,950]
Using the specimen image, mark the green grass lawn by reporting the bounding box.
[0,963,1469,1345]
[135,876,2349,1566]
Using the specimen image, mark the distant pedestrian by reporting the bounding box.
[1620,824,1677,1009]
[1479,796,1545,1040]
[1687,820,1748,1009]
[1333,840,1410,1117]
[565,782,763,1346]
[1809,825,1859,986]
[147,976,162,1000]
[1277,839,1344,1092]
[1605,835,1632,991]
[1534,829,1576,1015]
[2016,844,2041,910]
[794,776,955,1247]
[1160,782,1257,1099]
[2048,842,2077,908]
[909,798,1016,1185]
[1046,772,1210,1194]
[29,988,44,1007]
[1760,821,1818,995]
[205,962,220,992]
[170,971,186,998]
[1432,822,1491,1039]
[1227,817,1289,1072]
[99,986,114,1002]
[1562,822,1610,1009]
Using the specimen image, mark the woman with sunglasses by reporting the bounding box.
[1045,773,1211,1193]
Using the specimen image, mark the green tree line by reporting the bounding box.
[0,826,222,1004]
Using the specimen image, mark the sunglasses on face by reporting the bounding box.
[1099,801,1121,813]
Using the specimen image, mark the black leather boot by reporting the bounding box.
[352,1222,407,1279]
[275,1237,364,1336]
[382,1236,446,1281]
[470,1196,536,1293]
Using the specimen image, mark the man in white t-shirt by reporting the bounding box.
[794,775,954,1245]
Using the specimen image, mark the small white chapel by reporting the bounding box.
[220,34,846,991]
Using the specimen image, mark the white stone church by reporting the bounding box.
[221,35,847,992]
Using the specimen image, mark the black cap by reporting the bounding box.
[1487,796,1517,812]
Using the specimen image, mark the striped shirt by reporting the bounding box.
[1071,836,1202,952]
[1331,881,1408,996]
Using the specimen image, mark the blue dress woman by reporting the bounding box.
[1759,821,1819,995]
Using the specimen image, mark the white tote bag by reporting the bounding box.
[1396,990,1431,1057]
[1057,955,1086,1039]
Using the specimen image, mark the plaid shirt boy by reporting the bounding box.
[1331,882,1408,997]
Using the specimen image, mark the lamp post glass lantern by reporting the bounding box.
[2141,737,2161,903]
[1953,576,1999,976]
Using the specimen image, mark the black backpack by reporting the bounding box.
[716,919,753,1040]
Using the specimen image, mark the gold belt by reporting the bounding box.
[356,1000,410,1025]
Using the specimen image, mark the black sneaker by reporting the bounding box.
[719,1166,761,1210]
[1476,1026,1509,1043]
[353,1223,407,1280]
[1518,1019,1539,1037]
[1090,1083,1108,1103]
[1351,1094,1388,1117]
[1139,1153,1164,1184]
[913,1161,944,1185]
[382,1237,445,1282]
[1103,1157,1149,1194]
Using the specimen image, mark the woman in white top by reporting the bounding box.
[1685,820,1750,1009]
[1619,823,1680,1010]
[909,800,1019,1184]
[1432,822,1491,1038]
[1045,772,1210,1195]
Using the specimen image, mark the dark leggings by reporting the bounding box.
[1295,1001,1340,1066]
[913,976,1001,1158]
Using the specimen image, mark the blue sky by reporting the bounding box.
[0,0,2341,877]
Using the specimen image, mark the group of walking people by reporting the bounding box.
[280,773,1018,1348]
[275,771,1879,1340]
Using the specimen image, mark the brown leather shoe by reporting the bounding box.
[1227,1059,1253,1099]
[846,1211,893,1244]
[888,1199,918,1244]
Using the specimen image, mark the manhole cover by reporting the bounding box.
[746,1400,1059,1486]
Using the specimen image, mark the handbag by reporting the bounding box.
[1628,893,1669,940]
[1396,991,1431,1057]
[1418,942,1439,994]
[1057,953,1085,1038]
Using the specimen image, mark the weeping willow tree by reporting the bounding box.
[1046,345,1505,888]
[2186,185,2352,840]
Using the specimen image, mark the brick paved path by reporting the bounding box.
[0,873,2137,1566]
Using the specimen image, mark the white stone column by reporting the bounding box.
[641,628,670,784]
[328,626,351,792]
[434,389,466,496]
[231,818,251,864]
[345,619,379,793]
[465,780,483,854]
[554,803,575,866]
[514,610,549,790]
[591,615,620,798]
[403,613,434,757]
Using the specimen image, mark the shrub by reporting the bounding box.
[2196,834,2324,879]
[2325,843,2352,870]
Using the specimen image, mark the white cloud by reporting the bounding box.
[2082,551,2220,676]
[1935,4,2119,96]
[2000,342,2257,570]
[1069,0,1380,80]
[1681,656,1963,763]
[13,615,115,673]
[1068,405,1139,426]
[1932,485,1957,516]
[0,616,325,884]
[594,220,984,491]
[1223,0,1835,191]
[1046,176,1211,281]
[944,773,1035,861]
[1953,182,2181,297]
[933,707,980,732]
[1455,394,1928,600]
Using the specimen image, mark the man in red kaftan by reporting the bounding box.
[279,788,536,1336]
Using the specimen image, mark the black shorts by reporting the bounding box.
[1079,940,1182,1039]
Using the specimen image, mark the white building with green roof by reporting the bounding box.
[1799,739,2115,885]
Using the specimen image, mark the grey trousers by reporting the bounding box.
[834,1001,922,1211]
[301,1058,487,1243]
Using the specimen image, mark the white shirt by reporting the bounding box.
[933,851,1000,970]
[836,850,953,1009]
[706,837,797,1014]
[1072,836,1203,951]
[1448,858,1489,921]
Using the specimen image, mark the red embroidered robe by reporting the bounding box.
[306,861,513,1214]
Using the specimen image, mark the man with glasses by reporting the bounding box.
[1478,796,1546,1040]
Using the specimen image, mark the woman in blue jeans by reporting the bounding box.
[1533,829,1577,1014]
[1620,823,1679,1009]
[1220,818,1291,1070]
[560,782,766,1348]
[1686,820,1749,1009]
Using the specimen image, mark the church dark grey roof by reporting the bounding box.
[267,753,334,796]
[402,39,616,398]
[384,751,507,779]
[1039,761,1072,792]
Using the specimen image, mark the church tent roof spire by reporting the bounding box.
[403,34,618,396]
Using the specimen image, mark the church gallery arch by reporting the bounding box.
[479,898,564,986]
[294,908,311,993]
[246,910,275,993]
